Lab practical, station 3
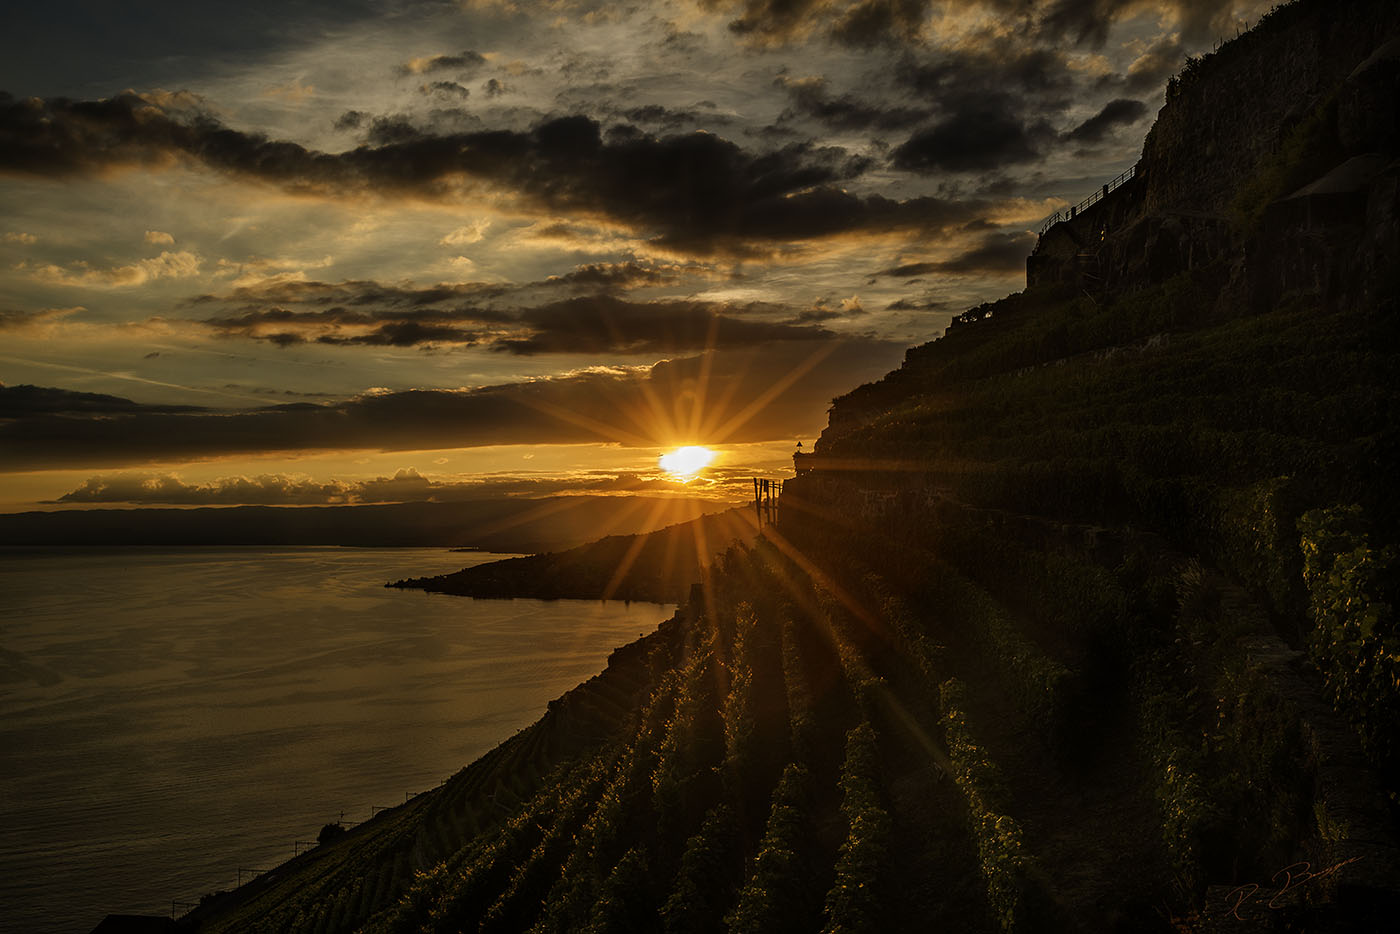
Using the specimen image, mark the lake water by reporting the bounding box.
[0,547,674,934]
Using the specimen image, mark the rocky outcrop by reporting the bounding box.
[1028,0,1400,304]
[1337,38,1400,155]
[1141,0,1400,217]
[1250,153,1399,307]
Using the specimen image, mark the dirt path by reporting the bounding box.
[955,643,1172,933]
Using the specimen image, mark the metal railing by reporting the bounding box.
[1037,163,1138,235]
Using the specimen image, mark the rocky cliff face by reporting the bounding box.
[1141,0,1399,217]
[1027,0,1400,307]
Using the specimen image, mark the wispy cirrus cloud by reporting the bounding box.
[0,306,85,332]
[877,231,1035,278]
[26,250,202,288]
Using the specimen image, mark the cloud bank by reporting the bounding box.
[0,338,903,469]
[0,93,1006,255]
[51,466,721,506]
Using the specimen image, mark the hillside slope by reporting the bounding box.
[186,2,1400,931]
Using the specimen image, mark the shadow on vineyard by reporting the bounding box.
[181,1,1400,931]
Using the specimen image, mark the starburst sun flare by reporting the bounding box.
[658,446,716,479]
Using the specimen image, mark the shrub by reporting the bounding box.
[1299,505,1400,777]
[317,822,347,845]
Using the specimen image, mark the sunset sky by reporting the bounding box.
[0,0,1266,511]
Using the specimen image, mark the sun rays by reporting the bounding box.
[658,445,716,479]
[455,302,861,608]
[504,305,852,460]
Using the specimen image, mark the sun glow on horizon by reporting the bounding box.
[658,445,716,479]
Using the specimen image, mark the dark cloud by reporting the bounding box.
[497,295,834,355]
[884,297,949,311]
[194,266,810,350]
[1102,35,1188,96]
[0,383,204,417]
[1038,0,1133,47]
[927,231,1035,274]
[395,50,486,76]
[878,231,1035,277]
[0,339,905,468]
[880,261,939,278]
[420,80,470,99]
[724,0,828,44]
[712,0,1232,50]
[200,304,506,347]
[892,109,1055,173]
[482,77,507,97]
[196,261,688,318]
[1039,0,1237,47]
[715,0,1228,50]
[0,91,361,185]
[884,40,1084,172]
[622,104,683,125]
[202,292,832,355]
[785,306,851,324]
[1065,98,1148,143]
[618,104,732,131]
[243,386,337,398]
[360,106,483,140]
[660,25,707,55]
[721,0,934,47]
[0,0,391,98]
[188,278,511,310]
[316,321,481,347]
[333,110,367,131]
[365,114,422,145]
[775,75,928,130]
[545,260,687,289]
[894,41,1078,122]
[0,94,998,253]
[830,0,933,47]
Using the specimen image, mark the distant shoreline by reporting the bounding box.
[391,506,757,604]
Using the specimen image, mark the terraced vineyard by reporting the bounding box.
[186,3,1400,929]
[190,495,1397,932]
[186,282,1398,929]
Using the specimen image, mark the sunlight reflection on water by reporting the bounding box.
[0,546,673,934]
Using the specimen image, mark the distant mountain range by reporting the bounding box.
[0,496,741,554]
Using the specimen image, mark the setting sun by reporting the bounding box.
[658,445,716,479]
